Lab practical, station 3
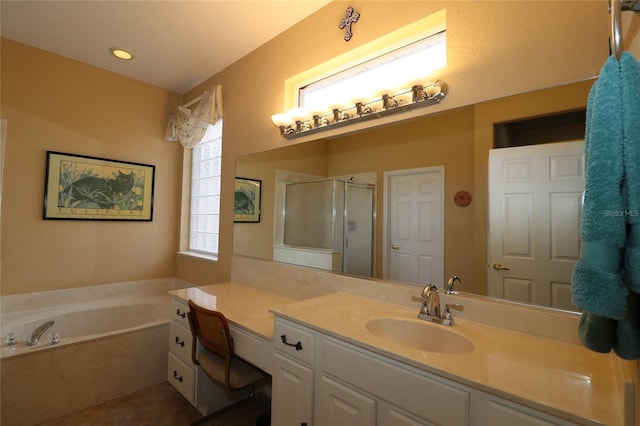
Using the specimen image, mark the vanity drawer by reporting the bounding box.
[170,298,190,329]
[169,321,193,364]
[274,318,315,365]
[230,325,269,373]
[167,352,195,402]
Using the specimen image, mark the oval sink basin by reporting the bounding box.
[365,317,474,354]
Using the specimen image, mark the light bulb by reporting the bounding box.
[287,108,311,122]
[271,113,292,127]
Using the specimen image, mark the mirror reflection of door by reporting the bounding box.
[384,167,444,286]
[488,140,585,310]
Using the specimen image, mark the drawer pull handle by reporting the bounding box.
[174,336,185,347]
[173,371,183,382]
[281,334,303,351]
[176,308,186,319]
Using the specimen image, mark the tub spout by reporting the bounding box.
[27,320,54,346]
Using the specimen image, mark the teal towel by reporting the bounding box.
[614,291,640,360]
[623,51,640,293]
[578,312,614,353]
[572,52,640,360]
[579,292,640,360]
[572,54,628,319]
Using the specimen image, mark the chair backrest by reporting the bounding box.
[187,300,234,359]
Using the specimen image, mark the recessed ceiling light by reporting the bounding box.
[109,47,134,60]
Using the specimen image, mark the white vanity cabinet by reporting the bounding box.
[272,315,583,426]
[271,318,316,426]
[317,375,376,425]
[167,297,269,415]
[471,392,580,426]
[167,298,224,414]
[320,336,471,426]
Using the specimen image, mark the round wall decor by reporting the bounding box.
[454,190,472,207]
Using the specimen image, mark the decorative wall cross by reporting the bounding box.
[338,6,360,41]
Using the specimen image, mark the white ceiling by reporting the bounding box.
[1,1,332,94]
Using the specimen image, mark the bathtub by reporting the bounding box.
[1,296,169,359]
[0,278,192,426]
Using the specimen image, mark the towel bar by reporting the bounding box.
[610,0,640,60]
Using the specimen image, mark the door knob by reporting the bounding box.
[391,244,400,250]
[492,262,510,271]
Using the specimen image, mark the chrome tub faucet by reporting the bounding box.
[27,320,55,346]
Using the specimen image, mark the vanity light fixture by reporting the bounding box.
[270,80,448,139]
[109,47,134,61]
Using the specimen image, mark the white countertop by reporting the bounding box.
[171,282,628,425]
[169,282,294,340]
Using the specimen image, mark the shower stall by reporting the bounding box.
[273,178,375,277]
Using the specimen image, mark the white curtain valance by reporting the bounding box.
[164,85,223,149]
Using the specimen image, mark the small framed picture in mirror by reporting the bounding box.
[234,177,261,223]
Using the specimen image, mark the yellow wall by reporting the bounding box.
[180,0,611,286]
[1,39,182,295]
[2,1,637,295]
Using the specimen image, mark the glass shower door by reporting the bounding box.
[343,183,374,277]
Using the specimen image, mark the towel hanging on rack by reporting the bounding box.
[571,52,640,360]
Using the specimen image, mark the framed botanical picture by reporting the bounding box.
[234,177,261,223]
[43,151,155,221]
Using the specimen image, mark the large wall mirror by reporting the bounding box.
[234,79,594,312]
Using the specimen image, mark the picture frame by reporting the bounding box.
[234,177,261,223]
[43,151,155,221]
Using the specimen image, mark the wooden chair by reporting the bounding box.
[187,299,269,425]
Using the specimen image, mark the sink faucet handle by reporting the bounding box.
[445,275,461,294]
[444,303,464,321]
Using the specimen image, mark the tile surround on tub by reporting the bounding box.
[1,325,168,426]
[0,278,194,426]
[0,277,192,314]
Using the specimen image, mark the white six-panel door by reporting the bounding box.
[488,140,585,309]
[384,166,444,287]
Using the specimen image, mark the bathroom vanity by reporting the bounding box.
[167,284,293,414]
[167,281,632,425]
[270,292,629,426]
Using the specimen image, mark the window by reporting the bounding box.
[298,30,446,112]
[188,119,222,257]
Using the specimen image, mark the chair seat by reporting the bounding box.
[197,349,267,391]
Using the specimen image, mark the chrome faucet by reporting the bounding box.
[419,284,440,319]
[445,275,461,294]
[27,320,54,346]
[417,285,463,326]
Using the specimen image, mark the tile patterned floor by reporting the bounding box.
[39,382,271,426]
